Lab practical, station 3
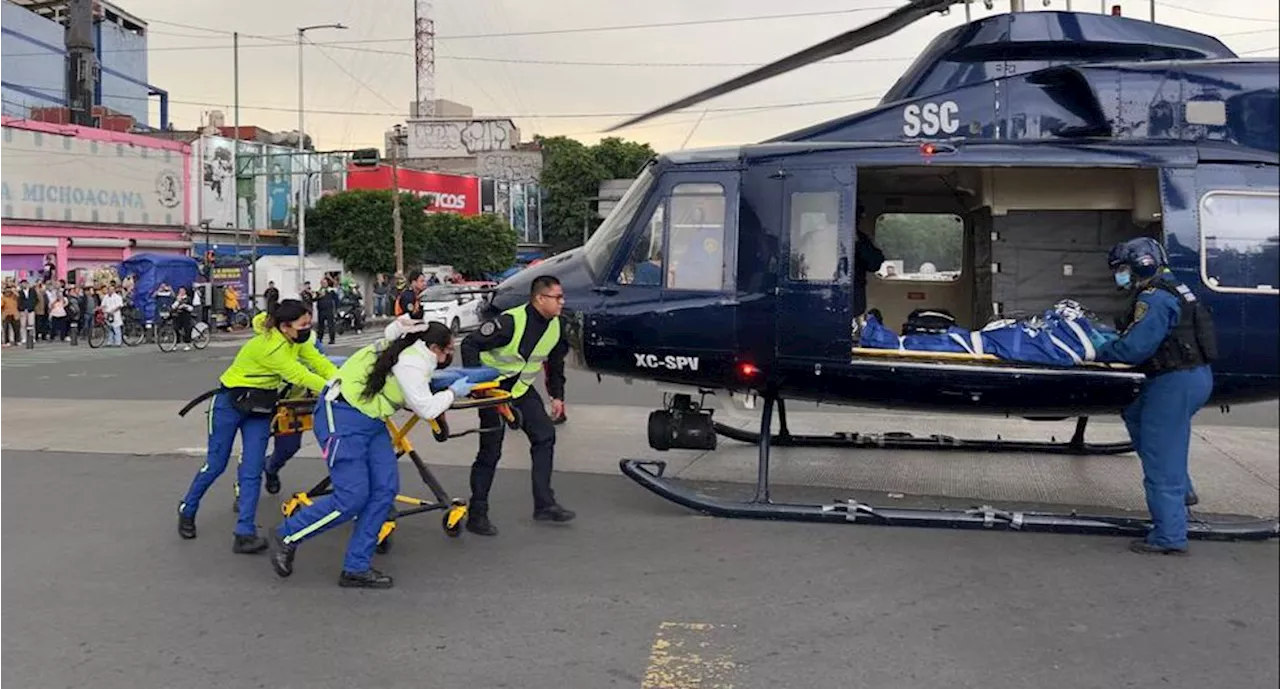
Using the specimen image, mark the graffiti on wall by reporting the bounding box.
[407,119,518,158]
[477,150,542,184]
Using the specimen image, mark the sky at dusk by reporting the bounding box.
[117,0,1279,154]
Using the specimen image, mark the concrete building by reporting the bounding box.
[383,99,545,246]
[1,0,170,130]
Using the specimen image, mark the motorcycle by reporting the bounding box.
[335,299,365,335]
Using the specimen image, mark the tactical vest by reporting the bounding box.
[480,305,561,399]
[334,340,424,419]
[1123,278,1218,375]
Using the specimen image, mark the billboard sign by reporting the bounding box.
[2,124,186,226]
[345,165,480,216]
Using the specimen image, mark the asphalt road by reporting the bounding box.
[3,450,1277,689]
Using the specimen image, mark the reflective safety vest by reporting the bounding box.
[480,305,560,399]
[334,339,427,419]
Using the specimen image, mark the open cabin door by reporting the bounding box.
[775,165,856,363]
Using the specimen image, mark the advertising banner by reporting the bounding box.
[2,124,186,226]
[265,145,295,231]
[236,140,266,231]
[199,136,236,230]
[345,165,480,215]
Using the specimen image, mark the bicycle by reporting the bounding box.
[86,305,146,348]
[156,309,211,352]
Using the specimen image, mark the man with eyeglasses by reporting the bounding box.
[461,275,575,535]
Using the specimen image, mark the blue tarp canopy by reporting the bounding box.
[118,253,201,322]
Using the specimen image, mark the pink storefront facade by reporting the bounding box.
[1,116,193,282]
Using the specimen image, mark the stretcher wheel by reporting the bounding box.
[376,534,393,554]
[443,501,467,538]
[432,415,450,442]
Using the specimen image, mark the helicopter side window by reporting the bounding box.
[873,213,964,281]
[666,183,727,291]
[1199,190,1280,293]
[788,191,843,281]
[616,204,665,286]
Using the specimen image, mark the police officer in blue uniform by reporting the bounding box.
[1095,237,1217,555]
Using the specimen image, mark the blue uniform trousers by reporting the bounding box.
[179,391,273,536]
[265,432,303,476]
[276,394,399,574]
[1121,366,1213,549]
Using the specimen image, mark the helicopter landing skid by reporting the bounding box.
[713,399,1133,456]
[621,395,1280,542]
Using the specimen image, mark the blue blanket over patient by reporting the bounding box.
[858,301,1120,367]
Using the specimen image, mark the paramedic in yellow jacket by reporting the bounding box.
[177,300,338,554]
[267,316,474,589]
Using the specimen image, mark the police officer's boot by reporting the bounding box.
[268,529,296,578]
[466,513,499,536]
[265,472,281,495]
[339,568,394,589]
[1185,488,1199,507]
[533,504,576,523]
[233,533,268,554]
[178,510,197,540]
[1129,539,1188,556]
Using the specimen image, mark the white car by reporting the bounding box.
[418,284,485,335]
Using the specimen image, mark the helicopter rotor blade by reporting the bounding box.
[604,0,964,132]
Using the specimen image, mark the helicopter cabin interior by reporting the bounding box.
[853,165,1162,360]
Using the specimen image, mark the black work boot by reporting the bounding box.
[533,504,576,523]
[268,529,296,578]
[265,472,281,495]
[1129,539,1188,556]
[177,511,197,540]
[339,568,394,589]
[1185,488,1199,507]
[233,533,268,554]
[466,513,499,536]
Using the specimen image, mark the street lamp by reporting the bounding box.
[296,22,347,290]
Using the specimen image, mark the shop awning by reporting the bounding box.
[132,239,192,250]
[67,238,129,248]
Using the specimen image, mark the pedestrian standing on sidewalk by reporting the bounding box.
[3,286,19,346]
[101,284,125,346]
[16,279,36,345]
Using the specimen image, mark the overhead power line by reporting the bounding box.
[0,82,885,121]
[1155,1,1280,24]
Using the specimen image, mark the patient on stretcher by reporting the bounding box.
[856,300,1121,367]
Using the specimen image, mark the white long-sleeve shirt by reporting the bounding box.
[391,340,455,422]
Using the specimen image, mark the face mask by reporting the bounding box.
[440,352,454,369]
[1113,271,1131,288]
[291,328,312,344]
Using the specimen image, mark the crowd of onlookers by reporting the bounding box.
[2,276,129,348]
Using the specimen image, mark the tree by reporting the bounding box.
[536,135,656,251]
[422,213,519,278]
[305,189,430,276]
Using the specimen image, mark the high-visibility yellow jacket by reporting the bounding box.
[219,312,337,393]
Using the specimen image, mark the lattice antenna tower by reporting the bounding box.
[414,0,435,118]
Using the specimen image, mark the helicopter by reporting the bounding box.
[486,0,1280,540]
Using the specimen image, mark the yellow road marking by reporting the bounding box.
[642,621,739,689]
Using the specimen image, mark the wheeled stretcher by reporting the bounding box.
[274,366,522,553]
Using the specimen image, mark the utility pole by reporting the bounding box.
[391,127,404,276]
[65,0,97,126]
[296,23,348,290]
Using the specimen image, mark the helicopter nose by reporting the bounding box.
[489,247,594,314]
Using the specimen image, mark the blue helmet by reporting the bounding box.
[1107,237,1167,280]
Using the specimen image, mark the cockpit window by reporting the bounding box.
[666,183,727,291]
[583,164,657,279]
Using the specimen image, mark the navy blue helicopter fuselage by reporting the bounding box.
[489,11,1280,418]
